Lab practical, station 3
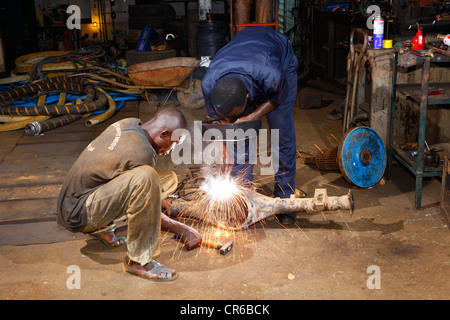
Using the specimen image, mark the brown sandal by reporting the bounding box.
[123,258,178,282]
[87,227,127,248]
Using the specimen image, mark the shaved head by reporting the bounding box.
[147,108,187,131]
[142,108,188,155]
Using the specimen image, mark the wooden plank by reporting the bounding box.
[0,183,61,201]
[4,141,89,160]
[0,131,24,163]
[18,131,96,145]
[0,221,88,246]
[0,198,57,222]
[0,156,77,185]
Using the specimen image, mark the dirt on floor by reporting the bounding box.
[0,84,449,302]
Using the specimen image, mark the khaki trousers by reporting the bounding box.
[82,166,178,266]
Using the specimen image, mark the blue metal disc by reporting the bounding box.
[338,126,386,188]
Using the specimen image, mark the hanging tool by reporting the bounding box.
[343,28,368,133]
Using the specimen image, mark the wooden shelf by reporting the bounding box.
[396,83,450,105]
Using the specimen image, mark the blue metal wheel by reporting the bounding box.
[338,126,386,188]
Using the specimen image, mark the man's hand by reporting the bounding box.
[179,225,202,250]
[162,198,174,217]
[235,99,278,124]
[160,206,202,250]
[234,115,253,123]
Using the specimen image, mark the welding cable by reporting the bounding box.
[25,94,90,135]
[33,55,89,81]
[85,87,117,127]
[0,115,49,132]
[23,91,78,136]
[0,75,30,85]
[0,115,34,122]
[13,47,105,77]
[0,76,107,117]
[2,91,137,115]
[0,76,107,134]
[0,94,50,132]
[14,51,70,74]
[25,113,82,136]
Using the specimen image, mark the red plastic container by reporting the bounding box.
[412,28,425,51]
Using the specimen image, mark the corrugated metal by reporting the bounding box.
[278,0,297,34]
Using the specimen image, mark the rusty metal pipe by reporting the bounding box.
[234,0,251,33]
[171,188,353,231]
[256,0,273,23]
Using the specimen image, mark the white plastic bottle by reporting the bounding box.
[437,34,450,46]
[373,14,384,49]
[443,34,450,46]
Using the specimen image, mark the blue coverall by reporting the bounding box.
[202,27,299,198]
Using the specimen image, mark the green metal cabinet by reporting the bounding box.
[387,50,450,208]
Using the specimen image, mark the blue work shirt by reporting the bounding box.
[202,27,299,120]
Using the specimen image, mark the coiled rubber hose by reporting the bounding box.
[0,75,107,135]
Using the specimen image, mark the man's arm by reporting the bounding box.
[235,99,278,123]
[161,199,202,250]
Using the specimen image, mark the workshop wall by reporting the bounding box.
[34,0,133,49]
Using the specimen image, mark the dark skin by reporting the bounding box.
[214,95,278,171]
[99,111,202,275]
[215,93,278,124]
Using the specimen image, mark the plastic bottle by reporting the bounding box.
[373,14,384,49]
[412,28,425,51]
[437,34,450,46]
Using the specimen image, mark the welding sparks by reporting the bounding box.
[200,175,240,201]
[198,173,249,228]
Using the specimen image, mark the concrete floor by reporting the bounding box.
[0,83,449,300]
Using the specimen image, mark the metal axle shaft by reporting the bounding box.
[171,188,353,230]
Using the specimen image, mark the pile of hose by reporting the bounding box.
[0,75,107,135]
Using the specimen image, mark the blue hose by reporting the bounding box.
[2,91,140,114]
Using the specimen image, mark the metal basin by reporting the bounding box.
[126,57,200,87]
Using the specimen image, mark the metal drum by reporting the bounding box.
[196,21,228,60]
[338,126,386,188]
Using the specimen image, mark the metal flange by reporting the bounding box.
[338,126,386,188]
